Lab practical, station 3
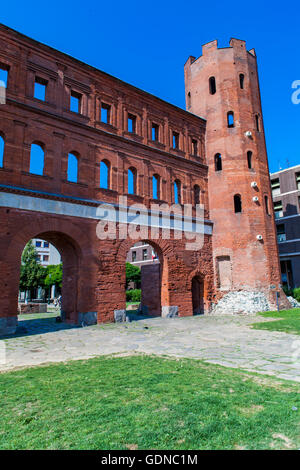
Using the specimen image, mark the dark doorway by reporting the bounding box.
[192,275,204,315]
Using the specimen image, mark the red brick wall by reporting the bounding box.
[0,25,214,327]
[184,39,287,307]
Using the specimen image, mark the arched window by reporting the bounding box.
[0,135,4,168]
[239,74,245,89]
[67,152,78,183]
[29,143,44,176]
[255,114,260,131]
[152,174,160,200]
[215,153,222,171]
[128,167,137,195]
[194,185,200,205]
[209,77,216,95]
[100,160,110,189]
[174,179,181,204]
[227,111,234,128]
[247,151,252,169]
[234,194,242,213]
[265,195,270,215]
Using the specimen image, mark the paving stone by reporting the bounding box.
[0,314,299,382]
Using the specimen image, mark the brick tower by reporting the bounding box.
[184,39,288,311]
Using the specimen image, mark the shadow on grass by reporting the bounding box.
[0,313,80,339]
[0,310,159,339]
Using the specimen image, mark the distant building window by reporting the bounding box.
[34,77,47,101]
[29,143,44,176]
[128,167,137,195]
[239,74,245,89]
[152,174,160,200]
[209,77,216,95]
[43,255,49,262]
[215,153,222,171]
[128,114,136,133]
[35,241,42,247]
[274,200,283,219]
[192,139,198,156]
[101,103,111,124]
[67,153,78,183]
[0,64,9,88]
[100,160,110,189]
[0,135,4,168]
[70,91,82,113]
[194,185,200,205]
[152,123,159,141]
[271,178,280,197]
[296,172,300,190]
[172,132,179,149]
[227,111,234,128]
[247,151,252,169]
[174,180,181,204]
[44,242,49,248]
[281,260,294,290]
[132,251,136,262]
[277,224,286,242]
[234,194,242,213]
[143,249,148,260]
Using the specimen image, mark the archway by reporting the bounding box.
[125,241,162,317]
[0,215,97,336]
[191,275,204,315]
[16,231,80,329]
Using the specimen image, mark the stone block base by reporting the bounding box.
[114,309,126,322]
[78,311,97,326]
[0,316,18,336]
[18,303,48,314]
[162,306,179,318]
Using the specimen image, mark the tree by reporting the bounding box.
[44,264,63,291]
[19,241,46,300]
[126,262,141,288]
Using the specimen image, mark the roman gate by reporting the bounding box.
[0,25,213,335]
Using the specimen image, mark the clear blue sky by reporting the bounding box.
[1,0,299,173]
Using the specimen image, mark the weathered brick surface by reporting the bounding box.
[184,39,289,309]
[0,26,289,333]
[18,303,47,314]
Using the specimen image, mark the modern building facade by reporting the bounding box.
[270,165,300,289]
[126,242,159,269]
[32,239,61,266]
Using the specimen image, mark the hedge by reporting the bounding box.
[126,289,141,302]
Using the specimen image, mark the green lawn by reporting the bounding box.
[252,308,300,335]
[0,355,299,450]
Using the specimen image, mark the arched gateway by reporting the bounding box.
[0,26,287,334]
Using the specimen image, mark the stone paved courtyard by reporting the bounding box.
[1,313,300,382]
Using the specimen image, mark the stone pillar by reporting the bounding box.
[141,263,161,316]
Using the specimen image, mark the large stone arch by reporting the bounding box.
[118,237,172,312]
[0,214,98,334]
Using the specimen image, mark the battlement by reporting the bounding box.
[185,38,256,71]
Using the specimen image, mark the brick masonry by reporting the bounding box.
[0,26,289,334]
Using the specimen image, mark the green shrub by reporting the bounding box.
[126,289,141,302]
[293,287,300,302]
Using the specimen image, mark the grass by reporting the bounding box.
[252,308,300,335]
[0,355,299,450]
